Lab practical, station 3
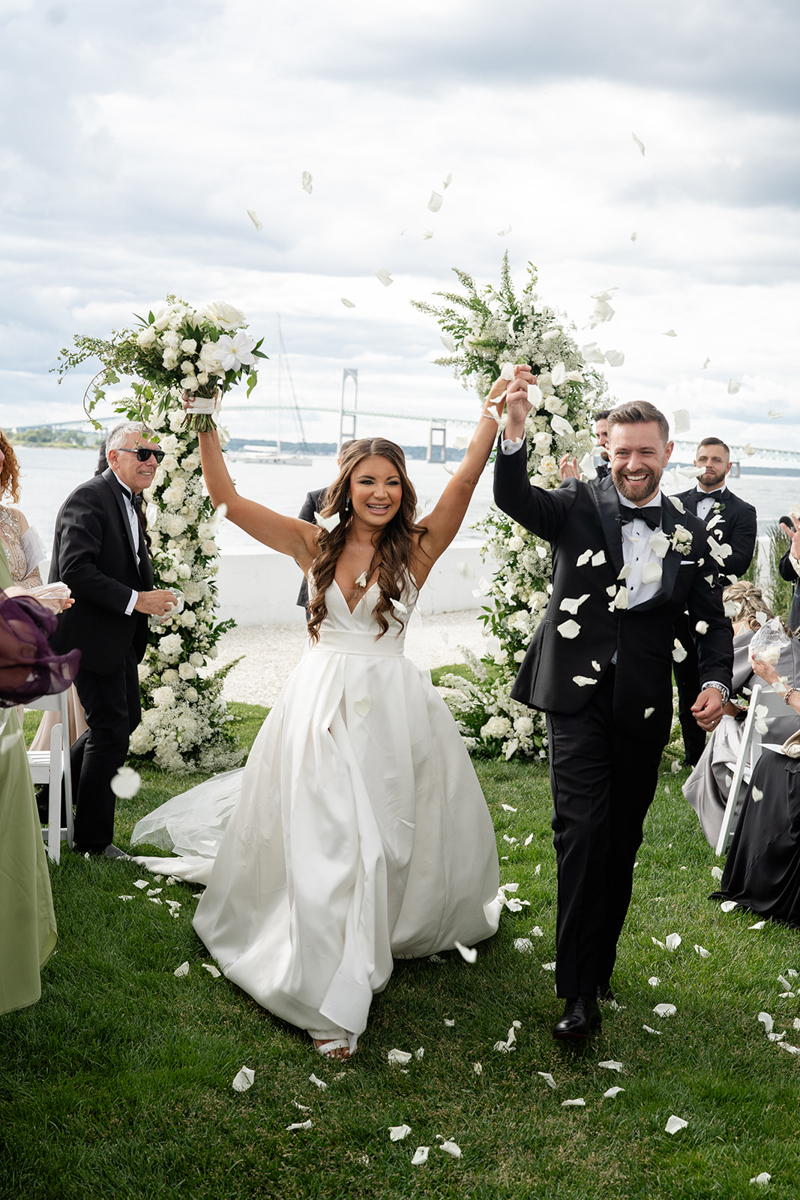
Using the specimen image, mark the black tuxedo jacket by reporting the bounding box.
[296,486,328,608]
[675,486,757,579]
[49,468,154,675]
[494,444,733,744]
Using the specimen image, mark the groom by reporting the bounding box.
[494,373,733,1040]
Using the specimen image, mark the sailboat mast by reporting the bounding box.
[276,313,282,455]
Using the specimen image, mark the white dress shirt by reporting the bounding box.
[116,478,141,616]
[694,484,726,523]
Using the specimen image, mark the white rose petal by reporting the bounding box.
[695,621,709,635]
[665,933,681,951]
[768,409,782,419]
[315,511,341,532]
[388,1049,412,1065]
[428,191,443,212]
[560,594,589,614]
[672,408,691,434]
[648,976,660,986]
[514,938,534,953]
[309,1073,327,1090]
[653,1003,677,1017]
[173,962,190,977]
[551,414,574,437]
[110,766,141,799]
[389,1124,412,1141]
[301,171,313,193]
[557,619,581,639]
[538,1071,557,1089]
[641,562,662,585]
[581,342,606,364]
[648,530,670,559]
[411,1146,430,1166]
[202,963,221,978]
[439,1141,462,1158]
[576,549,593,566]
[473,1063,482,1075]
[644,707,655,718]
[720,900,738,912]
[286,1120,312,1132]
[573,676,597,687]
[694,945,711,958]
[341,297,356,308]
[632,132,645,156]
[672,640,688,663]
[232,1066,255,1092]
[562,1098,586,1108]
[604,1087,625,1098]
[246,209,262,230]
[592,550,606,566]
[604,349,625,367]
[454,941,477,963]
[750,1173,771,1186]
[374,268,393,287]
[665,1115,688,1135]
[354,695,373,718]
[598,1061,624,1072]
[551,362,567,386]
[752,787,763,801]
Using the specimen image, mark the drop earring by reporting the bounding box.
[345,497,351,512]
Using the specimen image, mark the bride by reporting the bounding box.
[133,396,507,1059]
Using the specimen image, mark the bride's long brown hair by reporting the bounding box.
[307,438,429,643]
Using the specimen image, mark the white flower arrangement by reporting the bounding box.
[670,525,693,555]
[415,256,612,760]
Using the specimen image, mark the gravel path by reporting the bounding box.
[214,610,489,707]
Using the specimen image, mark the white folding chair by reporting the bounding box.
[715,682,787,856]
[26,690,74,863]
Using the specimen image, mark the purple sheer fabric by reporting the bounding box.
[0,590,80,706]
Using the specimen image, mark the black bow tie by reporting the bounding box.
[619,505,661,531]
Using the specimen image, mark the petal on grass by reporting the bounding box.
[439,1141,462,1158]
[720,900,738,912]
[653,1004,677,1017]
[604,1087,625,1098]
[598,1061,624,1072]
[173,962,190,977]
[750,1173,771,1185]
[562,1098,586,1107]
[758,1012,774,1035]
[388,1049,413,1065]
[749,920,766,930]
[643,1025,662,1035]
[389,1124,412,1141]
[665,1115,688,1135]
[202,963,221,977]
[694,945,711,958]
[309,1073,327,1090]
[286,1120,313,1131]
[232,1066,255,1092]
[665,933,681,951]
[411,1146,430,1165]
[455,941,478,963]
[538,1071,557,1089]
[648,977,660,986]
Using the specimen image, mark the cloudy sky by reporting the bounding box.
[1,0,799,452]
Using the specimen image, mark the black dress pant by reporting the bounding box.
[71,647,141,852]
[546,668,663,998]
[673,613,705,766]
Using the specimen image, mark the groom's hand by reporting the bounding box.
[504,367,536,443]
[135,589,178,616]
[691,687,724,732]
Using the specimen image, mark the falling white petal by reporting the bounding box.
[455,941,477,964]
[428,191,443,213]
[111,766,141,799]
[581,341,606,364]
[648,530,670,559]
[497,224,512,236]
[551,414,574,437]
[644,707,655,719]
[663,329,678,338]
[551,362,567,386]
[672,409,691,435]
[388,1049,413,1065]
[560,594,590,615]
[768,409,783,419]
[389,1124,412,1142]
[391,598,408,615]
[354,695,373,718]
[443,173,452,189]
[576,549,593,566]
[232,1066,255,1092]
[641,562,662,585]
[374,268,393,287]
[573,676,598,687]
[632,132,645,156]
[665,1115,688,1135]
[315,511,341,532]
[411,1146,430,1166]
[557,619,581,639]
[727,378,741,394]
[592,550,606,566]
[246,209,262,231]
[341,297,356,308]
[671,496,686,514]
[604,349,625,367]
[752,787,763,802]
[422,230,433,240]
[672,640,688,663]
[301,171,313,194]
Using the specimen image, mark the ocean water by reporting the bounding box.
[12,445,799,557]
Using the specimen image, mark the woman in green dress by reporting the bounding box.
[0,546,77,1015]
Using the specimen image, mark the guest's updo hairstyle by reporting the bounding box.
[0,430,21,504]
[723,581,776,632]
[307,438,429,644]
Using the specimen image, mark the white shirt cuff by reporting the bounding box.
[501,438,525,455]
[125,589,138,616]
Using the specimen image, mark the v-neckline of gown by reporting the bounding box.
[333,577,378,617]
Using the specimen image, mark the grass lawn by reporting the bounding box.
[2,701,799,1199]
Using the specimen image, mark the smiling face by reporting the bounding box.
[348,454,403,529]
[609,420,673,505]
[107,432,160,494]
[595,417,609,460]
[694,442,731,492]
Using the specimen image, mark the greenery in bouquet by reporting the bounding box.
[56,296,267,432]
[414,255,612,760]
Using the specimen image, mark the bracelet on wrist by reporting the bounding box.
[784,686,797,706]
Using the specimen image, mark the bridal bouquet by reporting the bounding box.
[56,296,266,432]
[415,256,612,761]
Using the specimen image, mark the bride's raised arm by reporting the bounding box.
[412,387,509,582]
[197,428,317,570]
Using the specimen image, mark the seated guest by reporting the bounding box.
[0,574,80,1015]
[717,652,800,927]
[684,582,800,848]
[0,428,45,590]
[779,512,800,632]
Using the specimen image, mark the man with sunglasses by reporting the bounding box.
[49,423,177,857]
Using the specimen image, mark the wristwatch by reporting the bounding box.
[702,681,729,706]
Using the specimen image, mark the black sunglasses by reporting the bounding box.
[117,447,165,463]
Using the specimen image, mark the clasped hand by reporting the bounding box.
[136,589,178,616]
[488,366,537,442]
[691,687,724,732]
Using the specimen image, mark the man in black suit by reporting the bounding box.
[296,442,354,611]
[558,409,611,482]
[49,423,177,857]
[779,518,800,632]
[673,437,757,765]
[494,379,732,1040]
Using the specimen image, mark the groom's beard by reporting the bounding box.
[612,463,662,504]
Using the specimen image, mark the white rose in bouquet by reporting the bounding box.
[202,301,246,331]
[137,325,158,349]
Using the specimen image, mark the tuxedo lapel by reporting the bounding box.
[681,490,699,517]
[102,468,141,570]
[591,475,625,576]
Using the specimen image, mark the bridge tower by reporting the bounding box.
[427,420,447,463]
[339,369,358,449]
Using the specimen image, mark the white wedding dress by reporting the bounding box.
[132,578,501,1045]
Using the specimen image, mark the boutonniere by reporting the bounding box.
[670,524,693,554]
[712,501,725,514]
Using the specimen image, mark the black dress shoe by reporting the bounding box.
[102,844,131,860]
[553,996,602,1041]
